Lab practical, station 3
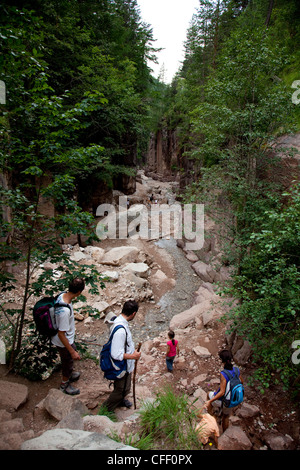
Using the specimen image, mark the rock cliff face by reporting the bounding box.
[145,129,195,188]
[145,129,300,190]
[264,133,300,189]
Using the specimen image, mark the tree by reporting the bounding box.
[224,183,300,390]
[0,7,107,368]
[174,0,299,391]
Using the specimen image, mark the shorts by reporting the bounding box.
[208,392,232,415]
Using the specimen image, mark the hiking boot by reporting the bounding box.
[121,399,132,408]
[60,382,80,395]
[69,371,80,382]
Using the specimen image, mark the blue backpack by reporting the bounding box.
[222,367,244,408]
[100,325,128,380]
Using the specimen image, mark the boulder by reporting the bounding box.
[169,300,212,330]
[193,285,219,305]
[83,415,123,436]
[192,261,215,282]
[21,428,136,450]
[192,346,211,358]
[236,403,260,419]
[202,310,215,327]
[193,387,207,402]
[123,262,150,278]
[0,410,12,422]
[102,271,119,282]
[84,246,105,263]
[101,246,139,266]
[233,340,252,365]
[0,430,34,451]
[151,269,168,283]
[263,430,295,450]
[126,271,148,288]
[43,389,88,421]
[70,251,91,262]
[91,301,110,315]
[55,411,84,430]
[185,251,199,263]
[0,381,28,411]
[77,379,110,410]
[191,374,207,385]
[217,426,252,450]
[0,418,24,434]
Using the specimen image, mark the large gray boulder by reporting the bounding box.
[21,428,136,450]
[101,246,139,266]
[169,300,214,330]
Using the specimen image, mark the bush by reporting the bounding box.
[138,385,201,450]
[13,334,60,381]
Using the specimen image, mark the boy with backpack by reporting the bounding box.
[205,349,244,431]
[51,278,85,395]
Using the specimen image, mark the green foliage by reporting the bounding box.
[167,0,300,394]
[97,404,118,423]
[138,385,201,450]
[0,6,111,367]
[13,334,60,381]
[224,183,300,387]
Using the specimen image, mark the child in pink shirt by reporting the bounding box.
[166,330,179,372]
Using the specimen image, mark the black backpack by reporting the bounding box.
[33,294,71,337]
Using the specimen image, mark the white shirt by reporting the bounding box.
[110,314,135,374]
[51,293,75,348]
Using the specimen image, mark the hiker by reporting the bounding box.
[102,300,141,412]
[51,277,85,395]
[204,349,244,431]
[166,330,179,372]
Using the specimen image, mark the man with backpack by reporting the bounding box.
[51,278,85,395]
[205,349,244,431]
[101,300,141,412]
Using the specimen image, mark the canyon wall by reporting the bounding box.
[145,129,195,189]
[145,129,300,190]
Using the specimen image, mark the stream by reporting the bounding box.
[130,237,200,343]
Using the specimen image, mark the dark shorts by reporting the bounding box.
[56,343,77,379]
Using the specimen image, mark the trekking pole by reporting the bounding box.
[78,339,103,347]
[133,342,142,410]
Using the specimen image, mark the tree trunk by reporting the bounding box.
[265,0,275,28]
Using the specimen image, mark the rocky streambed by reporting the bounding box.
[134,237,201,341]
